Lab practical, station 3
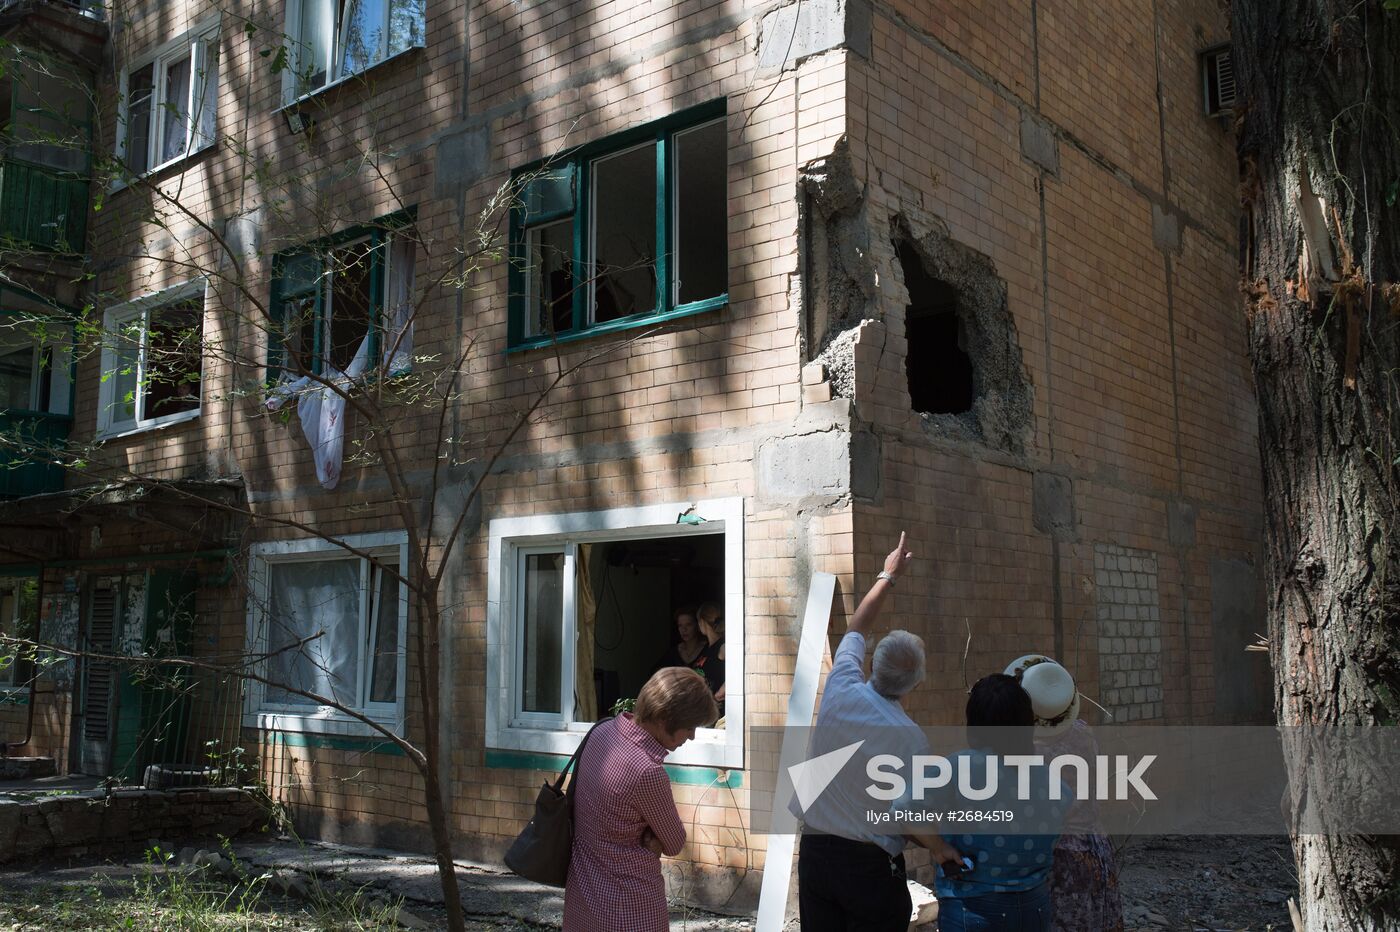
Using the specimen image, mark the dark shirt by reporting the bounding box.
[655,640,706,673]
[693,639,725,696]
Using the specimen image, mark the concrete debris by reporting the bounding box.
[816,324,861,400]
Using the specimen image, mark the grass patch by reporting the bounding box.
[0,844,409,932]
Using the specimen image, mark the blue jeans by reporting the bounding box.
[937,883,1051,932]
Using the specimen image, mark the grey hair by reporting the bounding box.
[870,630,926,699]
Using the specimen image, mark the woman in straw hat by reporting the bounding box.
[1005,655,1125,932]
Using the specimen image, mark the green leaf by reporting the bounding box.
[1387,180,1400,207]
[1387,0,1400,10]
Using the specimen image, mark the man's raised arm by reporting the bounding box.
[848,531,914,636]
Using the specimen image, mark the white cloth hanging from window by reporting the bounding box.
[264,335,368,490]
[265,232,414,491]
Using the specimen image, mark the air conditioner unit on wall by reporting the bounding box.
[1202,45,1236,118]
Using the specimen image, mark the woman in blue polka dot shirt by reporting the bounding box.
[916,675,1071,932]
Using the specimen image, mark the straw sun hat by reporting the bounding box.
[1003,655,1080,738]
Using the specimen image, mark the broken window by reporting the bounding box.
[0,577,38,689]
[509,105,728,346]
[272,221,416,379]
[488,498,744,767]
[897,240,974,415]
[250,533,406,723]
[117,19,219,176]
[97,281,204,437]
[284,0,425,103]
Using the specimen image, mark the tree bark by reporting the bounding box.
[416,589,467,932]
[1232,1,1400,926]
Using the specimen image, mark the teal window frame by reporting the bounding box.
[507,100,728,351]
[268,209,413,380]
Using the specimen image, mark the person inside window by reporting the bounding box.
[655,605,707,671]
[692,601,725,703]
[563,667,718,932]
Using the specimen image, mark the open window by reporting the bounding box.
[117,19,219,178]
[487,497,744,768]
[270,220,415,381]
[97,280,204,438]
[244,532,408,734]
[283,0,426,104]
[509,103,728,348]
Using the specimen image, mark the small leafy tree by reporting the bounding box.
[0,8,644,930]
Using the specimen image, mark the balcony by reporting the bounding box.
[0,410,69,497]
[0,158,87,253]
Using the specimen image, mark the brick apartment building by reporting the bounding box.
[0,0,1264,909]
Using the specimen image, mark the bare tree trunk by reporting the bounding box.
[415,589,467,932]
[1233,1,1400,926]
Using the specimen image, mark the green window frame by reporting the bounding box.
[268,210,414,380]
[507,101,729,350]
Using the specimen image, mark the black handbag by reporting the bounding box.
[504,718,609,886]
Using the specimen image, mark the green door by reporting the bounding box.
[110,570,197,782]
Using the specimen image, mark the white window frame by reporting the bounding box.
[486,497,745,769]
[116,17,220,179]
[281,0,427,107]
[96,279,205,439]
[243,531,410,737]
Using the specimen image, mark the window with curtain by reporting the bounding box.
[284,0,426,103]
[254,542,404,720]
[117,20,220,177]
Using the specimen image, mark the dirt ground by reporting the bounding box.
[1118,835,1296,931]
[0,834,1298,931]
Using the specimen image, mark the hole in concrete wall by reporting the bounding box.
[891,216,1033,454]
[896,240,974,415]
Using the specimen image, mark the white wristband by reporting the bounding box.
[876,570,895,587]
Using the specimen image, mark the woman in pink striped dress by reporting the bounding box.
[564,667,719,932]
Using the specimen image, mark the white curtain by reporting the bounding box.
[266,559,361,707]
[161,56,192,163]
[192,37,219,152]
[296,0,333,91]
[383,233,415,374]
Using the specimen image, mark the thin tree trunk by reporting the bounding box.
[416,589,466,932]
[1233,1,1400,926]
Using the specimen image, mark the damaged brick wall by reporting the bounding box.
[799,145,1034,455]
[0,786,269,863]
